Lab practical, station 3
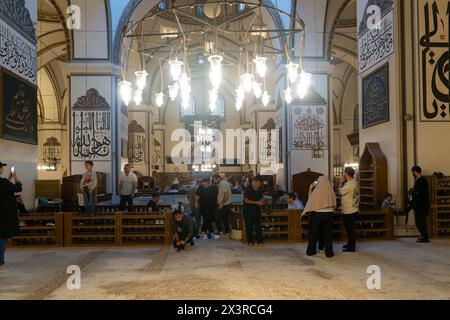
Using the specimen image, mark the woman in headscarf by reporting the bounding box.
[302,176,336,258]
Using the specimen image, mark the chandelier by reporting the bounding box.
[119,1,308,111]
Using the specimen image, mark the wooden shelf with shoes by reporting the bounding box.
[430,176,450,239]
[121,211,173,246]
[9,213,64,248]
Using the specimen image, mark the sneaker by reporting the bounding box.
[19,221,26,227]
[214,234,221,240]
[248,241,255,246]
[416,238,430,243]
[257,241,264,245]
[0,261,4,266]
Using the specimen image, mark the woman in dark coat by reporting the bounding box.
[0,162,22,265]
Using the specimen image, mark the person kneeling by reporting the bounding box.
[303,176,336,258]
[172,210,194,252]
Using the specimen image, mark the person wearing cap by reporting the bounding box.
[213,174,232,240]
[172,210,194,252]
[243,175,265,245]
[0,162,23,266]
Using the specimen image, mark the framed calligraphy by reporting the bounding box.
[418,0,450,122]
[0,68,37,144]
[71,89,112,161]
[291,105,328,151]
[362,63,390,129]
[357,0,395,74]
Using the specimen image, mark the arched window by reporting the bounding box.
[237,2,246,13]
[158,1,168,10]
[195,4,204,16]
[180,95,196,118]
[210,95,225,119]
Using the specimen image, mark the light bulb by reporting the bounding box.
[253,56,267,78]
[181,92,190,109]
[284,87,293,104]
[253,82,262,99]
[168,82,179,101]
[155,92,164,107]
[235,100,243,111]
[206,145,212,153]
[240,73,254,92]
[135,70,148,91]
[262,90,270,106]
[286,62,299,83]
[169,59,184,81]
[134,89,143,105]
[119,80,132,106]
[297,71,312,99]
[207,128,213,135]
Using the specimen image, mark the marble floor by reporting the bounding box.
[1,238,450,300]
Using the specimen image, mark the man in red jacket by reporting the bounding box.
[0,162,23,266]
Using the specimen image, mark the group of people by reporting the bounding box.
[0,158,432,263]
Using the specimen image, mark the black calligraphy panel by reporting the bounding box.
[418,0,450,122]
[362,63,390,129]
[0,68,37,144]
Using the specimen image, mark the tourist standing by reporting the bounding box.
[80,161,97,215]
[118,164,138,211]
[339,167,359,252]
[303,177,336,258]
[196,178,218,239]
[188,180,201,239]
[213,174,232,239]
[412,166,430,243]
[243,176,265,246]
[0,162,23,266]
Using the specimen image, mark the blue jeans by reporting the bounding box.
[83,192,96,215]
[0,238,8,264]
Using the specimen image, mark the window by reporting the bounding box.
[158,1,168,10]
[210,95,225,119]
[237,2,246,13]
[180,95,196,118]
[195,4,204,17]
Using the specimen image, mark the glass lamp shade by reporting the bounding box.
[262,90,270,106]
[181,92,190,109]
[253,56,267,78]
[169,59,184,81]
[135,70,148,91]
[134,89,143,105]
[241,73,254,92]
[297,71,312,99]
[119,80,132,106]
[284,87,293,104]
[155,92,164,107]
[209,70,222,90]
[168,82,179,101]
[179,73,191,94]
[286,62,299,83]
[253,82,262,99]
[236,86,245,103]
[208,55,223,70]
[235,100,243,111]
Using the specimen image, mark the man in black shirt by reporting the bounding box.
[147,193,161,212]
[196,178,218,239]
[243,176,265,245]
[172,210,194,252]
[412,166,430,243]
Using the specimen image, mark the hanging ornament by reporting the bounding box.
[253,56,268,78]
[155,92,164,107]
[169,59,183,81]
[262,90,270,106]
[135,70,148,91]
[253,82,262,99]
[240,73,254,92]
[168,82,179,101]
[134,89,143,105]
[119,80,132,106]
[297,71,312,99]
[286,62,299,83]
[284,87,292,104]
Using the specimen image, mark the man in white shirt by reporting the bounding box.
[213,174,232,239]
[287,193,304,210]
[339,167,359,252]
[118,164,138,211]
[80,161,98,215]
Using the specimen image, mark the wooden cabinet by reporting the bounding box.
[430,176,450,238]
[62,172,108,205]
[292,170,324,204]
[359,143,388,210]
